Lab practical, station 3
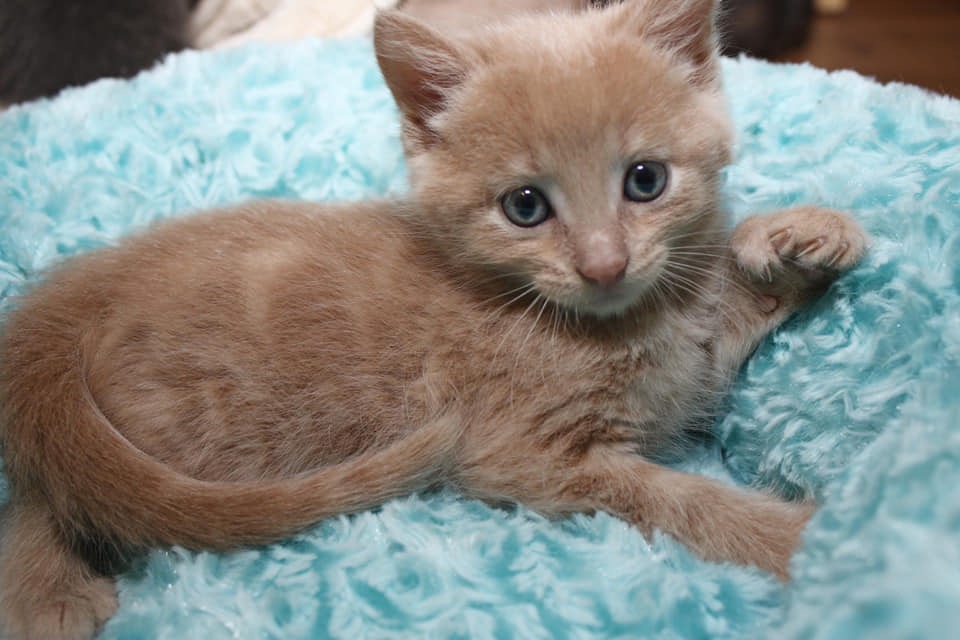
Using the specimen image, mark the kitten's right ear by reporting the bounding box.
[374,10,471,148]
[612,0,721,87]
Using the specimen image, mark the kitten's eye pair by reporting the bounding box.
[500,161,668,228]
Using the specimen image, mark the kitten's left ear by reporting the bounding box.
[374,10,473,148]
[613,0,721,86]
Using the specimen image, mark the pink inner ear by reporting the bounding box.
[385,61,448,127]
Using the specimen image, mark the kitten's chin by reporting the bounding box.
[564,281,653,319]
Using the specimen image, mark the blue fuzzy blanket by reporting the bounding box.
[1,38,959,639]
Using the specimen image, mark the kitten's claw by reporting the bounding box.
[730,206,868,294]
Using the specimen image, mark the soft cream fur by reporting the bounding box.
[189,0,590,48]
[0,2,867,638]
[401,0,591,34]
[190,0,400,47]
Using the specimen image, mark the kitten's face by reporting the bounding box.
[378,1,732,317]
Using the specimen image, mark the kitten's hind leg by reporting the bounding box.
[0,499,118,640]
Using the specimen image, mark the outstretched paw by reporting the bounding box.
[731,206,868,291]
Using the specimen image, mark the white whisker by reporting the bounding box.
[492,289,542,370]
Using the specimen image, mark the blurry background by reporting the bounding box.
[725,0,960,98]
[2,0,958,104]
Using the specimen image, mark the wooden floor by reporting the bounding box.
[774,0,960,98]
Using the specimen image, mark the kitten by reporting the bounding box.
[0,0,196,104]
[0,1,868,638]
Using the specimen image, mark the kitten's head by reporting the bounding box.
[375,0,732,318]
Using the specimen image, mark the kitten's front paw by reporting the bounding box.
[731,206,868,295]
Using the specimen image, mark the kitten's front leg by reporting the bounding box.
[562,446,813,580]
[461,440,810,579]
[713,206,868,374]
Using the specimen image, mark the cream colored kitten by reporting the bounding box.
[0,1,867,638]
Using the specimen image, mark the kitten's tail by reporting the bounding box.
[1,332,461,551]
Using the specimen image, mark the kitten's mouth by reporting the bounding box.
[536,256,666,319]
[570,280,650,318]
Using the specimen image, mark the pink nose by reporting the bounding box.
[577,254,628,289]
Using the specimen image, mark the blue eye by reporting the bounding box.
[623,161,668,202]
[501,186,552,227]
